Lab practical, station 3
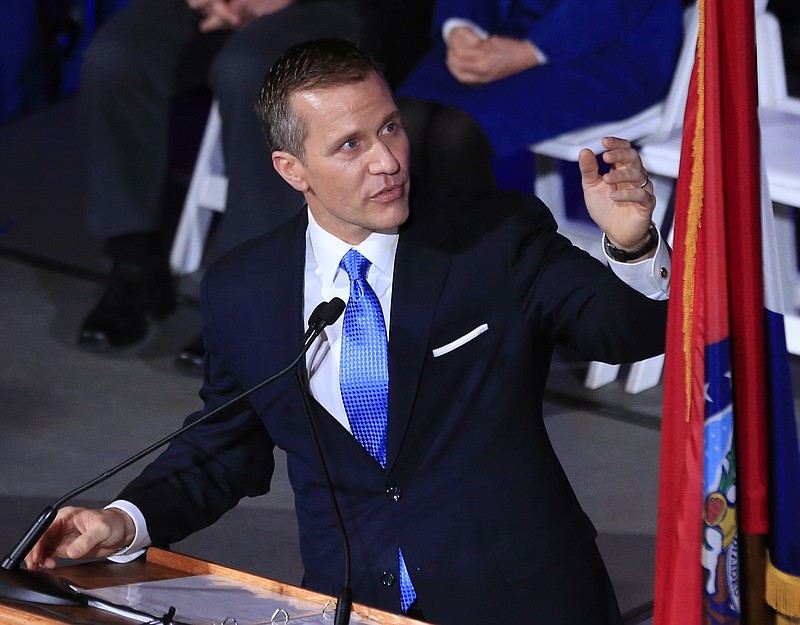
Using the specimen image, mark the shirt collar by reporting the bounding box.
[307,207,399,286]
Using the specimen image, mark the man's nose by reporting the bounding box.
[368,140,401,175]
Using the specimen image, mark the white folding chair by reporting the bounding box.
[169,100,227,276]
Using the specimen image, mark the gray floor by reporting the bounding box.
[0,98,744,625]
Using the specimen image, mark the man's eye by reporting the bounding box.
[341,139,358,151]
[384,122,397,134]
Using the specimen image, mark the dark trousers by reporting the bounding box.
[79,0,361,263]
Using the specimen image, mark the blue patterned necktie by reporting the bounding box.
[338,249,417,612]
[339,249,389,466]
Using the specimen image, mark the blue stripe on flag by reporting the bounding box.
[765,308,800,575]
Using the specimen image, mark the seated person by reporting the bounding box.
[395,0,683,192]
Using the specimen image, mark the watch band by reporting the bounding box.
[604,223,659,262]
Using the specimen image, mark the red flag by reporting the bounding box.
[653,0,770,623]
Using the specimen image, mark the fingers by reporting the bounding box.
[25,506,81,570]
[187,0,240,31]
[24,507,134,570]
[239,0,294,20]
[26,539,57,570]
[583,137,657,245]
[185,0,215,9]
[608,184,656,212]
[600,136,650,188]
[578,147,601,187]
[447,26,482,50]
[62,527,108,560]
[199,6,241,31]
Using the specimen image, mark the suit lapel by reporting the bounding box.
[282,213,312,381]
[385,196,452,471]
[240,211,309,390]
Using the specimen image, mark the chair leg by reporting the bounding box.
[624,354,666,394]
[584,362,622,389]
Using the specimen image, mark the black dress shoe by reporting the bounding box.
[78,258,176,351]
[174,334,205,376]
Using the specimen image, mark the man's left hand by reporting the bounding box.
[578,136,656,252]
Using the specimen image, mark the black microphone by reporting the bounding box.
[304,300,330,340]
[0,298,346,607]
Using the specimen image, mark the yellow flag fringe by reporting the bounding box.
[682,0,705,422]
[767,553,800,619]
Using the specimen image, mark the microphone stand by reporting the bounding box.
[0,299,345,608]
[295,369,352,625]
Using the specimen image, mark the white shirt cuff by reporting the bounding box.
[104,500,151,563]
[604,231,671,300]
[531,44,548,64]
[442,17,489,42]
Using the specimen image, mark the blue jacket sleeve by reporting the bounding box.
[508,0,633,63]
[432,0,498,34]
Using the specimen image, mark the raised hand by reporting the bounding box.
[579,136,656,253]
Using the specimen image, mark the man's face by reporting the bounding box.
[272,73,411,244]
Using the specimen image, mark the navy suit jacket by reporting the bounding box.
[119,182,667,624]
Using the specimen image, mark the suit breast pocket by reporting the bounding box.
[431,323,490,362]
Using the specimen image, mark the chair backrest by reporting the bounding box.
[756,10,790,106]
[654,1,787,137]
[653,4,699,137]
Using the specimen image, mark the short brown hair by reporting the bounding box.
[256,38,386,161]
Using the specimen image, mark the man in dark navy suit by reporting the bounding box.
[28,38,670,625]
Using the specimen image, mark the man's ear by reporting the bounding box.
[272,151,309,192]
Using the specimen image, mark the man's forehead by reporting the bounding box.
[290,72,387,104]
[292,78,395,132]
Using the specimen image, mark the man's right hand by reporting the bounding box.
[185,0,294,32]
[185,0,241,32]
[24,506,135,570]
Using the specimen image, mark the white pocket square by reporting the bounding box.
[432,323,489,358]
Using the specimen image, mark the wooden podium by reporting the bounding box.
[0,548,423,625]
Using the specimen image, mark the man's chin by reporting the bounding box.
[372,203,409,234]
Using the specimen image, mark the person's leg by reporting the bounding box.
[81,0,222,239]
[206,1,362,261]
[174,1,362,373]
[78,0,225,350]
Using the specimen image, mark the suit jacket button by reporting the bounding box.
[386,486,402,502]
[381,572,396,587]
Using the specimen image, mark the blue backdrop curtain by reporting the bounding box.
[0,0,128,123]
